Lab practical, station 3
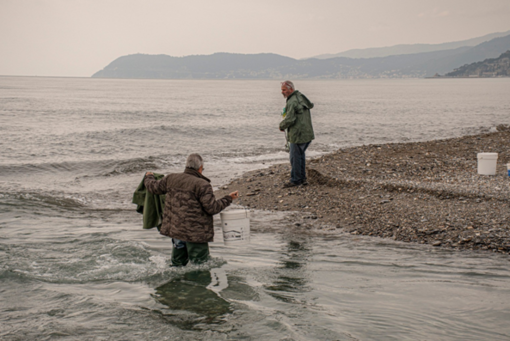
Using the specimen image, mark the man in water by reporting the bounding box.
[279,80,315,188]
[145,153,239,266]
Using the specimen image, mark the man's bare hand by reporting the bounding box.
[229,191,239,200]
[145,172,154,177]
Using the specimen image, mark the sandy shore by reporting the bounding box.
[215,126,510,255]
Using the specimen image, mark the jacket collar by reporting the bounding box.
[184,167,211,183]
[286,90,298,102]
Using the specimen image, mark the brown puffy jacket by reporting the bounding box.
[144,168,232,243]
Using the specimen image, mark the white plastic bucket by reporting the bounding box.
[477,153,498,175]
[220,209,250,245]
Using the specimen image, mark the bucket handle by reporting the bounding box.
[237,196,250,218]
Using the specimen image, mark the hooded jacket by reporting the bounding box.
[144,168,232,243]
[279,90,315,144]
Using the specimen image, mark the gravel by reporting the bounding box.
[215,127,510,255]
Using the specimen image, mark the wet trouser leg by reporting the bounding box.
[187,242,210,264]
[171,238,188,266]
[289,141,311,184]
[171,238,210,266]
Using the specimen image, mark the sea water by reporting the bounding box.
[1,76,510,340]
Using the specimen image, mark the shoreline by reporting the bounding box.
[215,127,510,255]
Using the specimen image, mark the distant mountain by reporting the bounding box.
[92,35,510,79]
[311,30,510,59]
[396,34,510,76]
[443,50,510,77]
[92,53,295,79]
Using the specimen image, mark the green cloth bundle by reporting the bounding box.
[132,173,165,230]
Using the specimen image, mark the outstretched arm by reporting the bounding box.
[198,184,233,215]
[144,172,168,195]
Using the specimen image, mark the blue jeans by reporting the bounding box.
[289,141,311,184]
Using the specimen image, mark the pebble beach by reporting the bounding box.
[216,126,510,255]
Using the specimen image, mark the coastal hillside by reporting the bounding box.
[444,50,510,77]
[91,53,295,79]
[92,35,510,79]
[312,30,510,59]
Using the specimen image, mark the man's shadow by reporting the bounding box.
[154,270,232,320]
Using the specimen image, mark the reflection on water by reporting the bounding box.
[154,270,231,322]
[153,266,260,331]
[264,237,312,304]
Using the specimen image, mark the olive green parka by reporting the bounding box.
[279,90,315,144]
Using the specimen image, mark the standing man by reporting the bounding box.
[145,153,239,266]
[279,80,315,188]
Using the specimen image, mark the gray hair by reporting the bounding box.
[186,153,203,170]
[281,80,295,91]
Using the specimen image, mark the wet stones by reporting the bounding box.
[215,130,510,255]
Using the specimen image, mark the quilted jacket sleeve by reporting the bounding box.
[198,183,232,215]
[144,174,168,195]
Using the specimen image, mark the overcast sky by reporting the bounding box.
[1,0,509,77]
